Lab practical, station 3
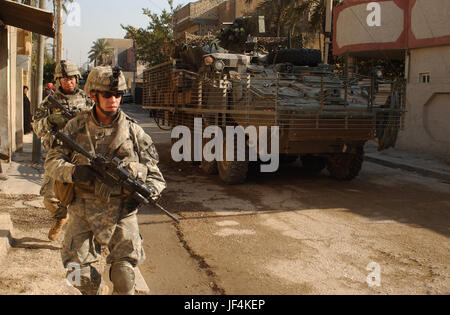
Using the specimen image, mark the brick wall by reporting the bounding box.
[190,0,223,20]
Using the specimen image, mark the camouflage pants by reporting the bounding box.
[62,197,145,294]
[41,173,67,220]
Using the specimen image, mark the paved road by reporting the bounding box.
[124,105,450,295]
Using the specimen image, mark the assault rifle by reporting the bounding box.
[52,130,179,223]
[47,95,76,120]
[47,94,178,223]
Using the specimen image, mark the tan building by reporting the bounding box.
[173,0,224,38]
[101,38,145,93]
[0,0,54,159]
[218,0,264,24]
[334,0,450,156]
[173,0,264,39]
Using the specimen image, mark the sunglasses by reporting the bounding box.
[99,91,124,99]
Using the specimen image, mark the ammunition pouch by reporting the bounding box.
[54,181,74,207]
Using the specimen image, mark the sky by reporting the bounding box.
[58,0,188,67]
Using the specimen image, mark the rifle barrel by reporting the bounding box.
[47,95,75,120]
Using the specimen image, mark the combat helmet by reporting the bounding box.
[54,60,81,80]
[84,66,127,95]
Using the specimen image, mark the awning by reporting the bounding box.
[0,0,55,38]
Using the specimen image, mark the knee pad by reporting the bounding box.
[110,261,135,295]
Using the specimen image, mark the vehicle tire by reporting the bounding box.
[326,147,364,181]
[301,155,326,174]
[201,159,218,175]
[267,49,322,67]
[200,119,219,175]
[217,137,248,184]
[217,159,249,184]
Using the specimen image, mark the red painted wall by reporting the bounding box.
[333,0,450,55]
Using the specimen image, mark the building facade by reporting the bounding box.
[173,0,265,39]
[101,38,145,94]
[334,0,450,156]
[0,0,54,160]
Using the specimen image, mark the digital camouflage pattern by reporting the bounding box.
[45,109,166,199]
[32,87,94,215]
[84,66,127,95]
[54,60,81,81]
[45,108,166,280]
[63,197,144,295]
[32,88,94,150]
[62,198,145,268]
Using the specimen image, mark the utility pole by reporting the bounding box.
[133,39,137,95]
[32,0,46,163]
[56,0,63,62]
[324,0,334,65]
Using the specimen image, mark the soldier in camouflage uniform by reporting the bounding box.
[32,60,94,241]
[45,66,166,295]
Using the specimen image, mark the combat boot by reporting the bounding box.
[48,217,69,241]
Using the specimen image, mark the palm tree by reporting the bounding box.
[88,39,114,66]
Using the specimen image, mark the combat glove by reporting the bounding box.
[72,165,97,182]
[48,114,68,130]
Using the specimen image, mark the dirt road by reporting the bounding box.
[127,106,450,295]
[0,105,448,295]
[0,194,79,295]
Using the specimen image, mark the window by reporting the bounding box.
[420,73,431,83]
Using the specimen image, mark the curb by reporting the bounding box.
[365,156,450,183]
[0,213,14,262]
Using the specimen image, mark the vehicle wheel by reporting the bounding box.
[217,159,249,184]
[217,137,248,184]
[301,155,326,174]
[201,159,218,175]
[200,127,218,174]
[326,147,364,181]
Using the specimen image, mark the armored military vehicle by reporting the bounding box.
[143,37,404,184]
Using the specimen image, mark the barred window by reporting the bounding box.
[419,73,430,84]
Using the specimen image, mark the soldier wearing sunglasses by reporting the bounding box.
[32,60,94,241]
[45,66,166,295]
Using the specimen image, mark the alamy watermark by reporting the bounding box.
[366,262,381,287]
[171,118,280,173]
[367,2,381,27]
[66,2,81,27]
[66,262,81,287]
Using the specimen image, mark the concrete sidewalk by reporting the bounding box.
[365,141,450,183]
[0,133,149,294]
[0,134,43,195]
